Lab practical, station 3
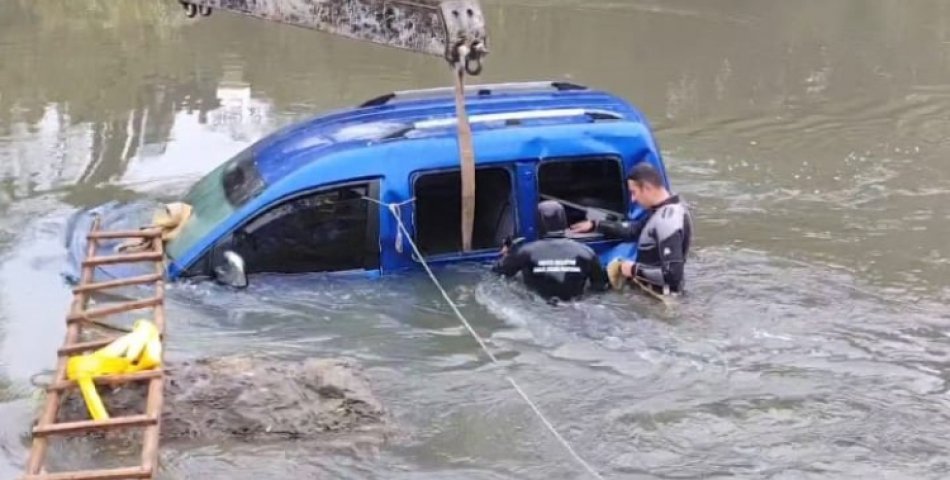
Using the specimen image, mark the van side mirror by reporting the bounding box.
[213,250,248,289]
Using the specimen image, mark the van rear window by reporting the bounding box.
[413,167,516,256]
[538,157,626,226]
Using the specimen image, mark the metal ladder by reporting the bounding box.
[22,218,168,480]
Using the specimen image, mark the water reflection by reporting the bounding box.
[3,0,949,208]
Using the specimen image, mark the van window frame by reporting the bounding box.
[409,164,519,260]
[182,178,381,277]
[535,154,629,242]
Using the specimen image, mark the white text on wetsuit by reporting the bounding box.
[532,259,581,273]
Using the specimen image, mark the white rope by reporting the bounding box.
[367,197,606,480]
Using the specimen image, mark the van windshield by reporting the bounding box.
[165,146,265,261]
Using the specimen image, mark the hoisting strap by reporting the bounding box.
[453,51,477,252]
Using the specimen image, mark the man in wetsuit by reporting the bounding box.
[570,162,693,295]
[493,201,609,301]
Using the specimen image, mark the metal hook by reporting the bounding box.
[181,2,198,18]
[464,56,483,76]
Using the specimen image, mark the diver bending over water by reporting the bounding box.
[571,162,693,295]
[492,201,609,301]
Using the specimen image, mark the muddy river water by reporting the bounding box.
[2,1,950,478]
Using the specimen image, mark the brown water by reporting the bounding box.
[2,0,950,478]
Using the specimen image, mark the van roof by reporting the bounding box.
[250,81,649,185]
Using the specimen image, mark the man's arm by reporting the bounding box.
[587,256,610,292]
[594,218,645,242]
[492,243,527,277]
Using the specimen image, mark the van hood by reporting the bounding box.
[64,200,166,284]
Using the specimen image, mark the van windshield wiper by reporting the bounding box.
[539,194,625,223]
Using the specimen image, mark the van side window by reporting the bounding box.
[223,183,378,274]
[537,157,626,226]
[413,167,515,256]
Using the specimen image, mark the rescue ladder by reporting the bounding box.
[21,218,167,480]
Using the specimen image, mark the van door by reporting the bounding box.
[206,180,381,276]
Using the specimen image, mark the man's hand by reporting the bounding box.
[570,220,595,234]
[620,261,637,278]
[499,245,509,257]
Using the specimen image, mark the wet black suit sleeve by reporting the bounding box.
[586,257,609,292]
[491,243,528,278]
[594,219,645,242]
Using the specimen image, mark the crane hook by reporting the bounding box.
[464,56,483,76]
[460,40,487,76]
[453,42,484,76]
[180,1,198,18]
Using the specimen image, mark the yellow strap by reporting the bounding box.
[77,376,110,421]
[65,320,163,420]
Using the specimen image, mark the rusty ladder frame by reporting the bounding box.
[22,218,168,480]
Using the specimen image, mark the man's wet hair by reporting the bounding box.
[627,162,665,188]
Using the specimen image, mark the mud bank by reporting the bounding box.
[53,355,389,442]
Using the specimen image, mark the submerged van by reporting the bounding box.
[65,81,670,286]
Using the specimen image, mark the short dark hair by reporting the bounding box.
[627,162,665,188]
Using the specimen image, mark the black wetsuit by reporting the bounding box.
[594,194,692,294]
[492,233,609,301]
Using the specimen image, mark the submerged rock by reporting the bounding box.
[57,355,389,442]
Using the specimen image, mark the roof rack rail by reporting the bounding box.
[371,108,621,142]
[411,108,620,130]
[359,81,589,108]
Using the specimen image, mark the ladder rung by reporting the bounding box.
[58,337,120,356]
[58,333,164,357]
[21,465,152,480]
[32,415,157,437]
[87,229,162,240]
[82,252,162,267]
[48,370,163,392]
[68,297,162,322]
[72,274,163,294]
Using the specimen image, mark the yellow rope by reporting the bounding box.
[632,277,674,308]
[116,202,193,253]
[607,258,674,307]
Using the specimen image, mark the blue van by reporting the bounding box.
[65,81,670,286]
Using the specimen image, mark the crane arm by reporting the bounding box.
[179,0,488,74]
